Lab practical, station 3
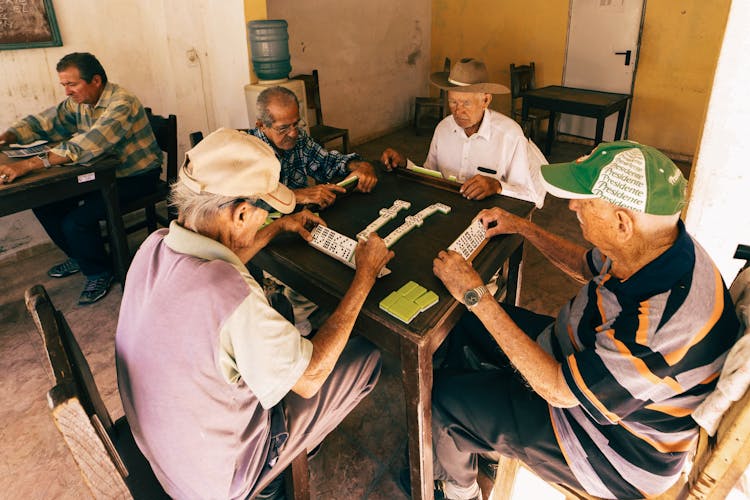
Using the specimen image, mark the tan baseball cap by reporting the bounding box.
[178,128,295,214]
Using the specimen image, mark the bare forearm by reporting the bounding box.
[517,219,590,283]
[295,273,376,396]
[472,296,577,407]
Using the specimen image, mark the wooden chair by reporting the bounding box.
[26,283,311,500]
[25,284,168,499]
[414,57,451,136]
[290,69,350,153]
[490,244,750,500]
[120,108,178,234]
[509,62,550,142]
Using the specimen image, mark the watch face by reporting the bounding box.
[464,289,480,306]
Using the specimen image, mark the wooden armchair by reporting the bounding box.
[290,69,350,153]
[25,284,168,499]
[510,62,550,143]
[491,244,750,500]
[414,57,451,136]
[120,108,178,234]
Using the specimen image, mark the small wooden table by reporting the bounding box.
[252,166,534,500]
[522,85,631,156]
[0,155,130,282]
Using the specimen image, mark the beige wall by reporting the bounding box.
[263,0,432,144]
[0,0,251,259]
[430,0,730,158]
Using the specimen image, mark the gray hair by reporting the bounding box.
[256,86,299,127]
[168,181,237,232]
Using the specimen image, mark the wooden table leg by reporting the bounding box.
[100,177,130,284]
[504,243,524,306]
[401,337,434,500]
[545,111,556,157]
[614,105,627,140]
[594,115,606,145]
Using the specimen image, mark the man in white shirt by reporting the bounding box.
[382,58,547,208]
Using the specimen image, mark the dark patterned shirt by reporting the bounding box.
[249,127,358,189]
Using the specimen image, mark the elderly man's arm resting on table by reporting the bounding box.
[433,249,577,408]
[239,209,394,398]
[0,149,70,183]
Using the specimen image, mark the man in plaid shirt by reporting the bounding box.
[0,52,162,305]
[249,86,378,210]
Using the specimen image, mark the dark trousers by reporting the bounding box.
[432,304,583,490]
[33,169,160,277]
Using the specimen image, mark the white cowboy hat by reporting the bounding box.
[430,58,510,94]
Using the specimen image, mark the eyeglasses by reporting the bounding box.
[270,118,306,136]
[219,198,275,212]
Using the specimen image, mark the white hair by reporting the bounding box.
[168,181,237,232]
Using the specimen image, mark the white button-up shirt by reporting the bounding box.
[424,109,547,207]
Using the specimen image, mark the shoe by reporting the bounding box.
[47,258,80,278]
[255,474,286,500]
[78,273,114,305]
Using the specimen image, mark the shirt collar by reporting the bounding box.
[163,221,247,273]
[450,109,492,140]
[93,82,115,110]
[604,220,694,298]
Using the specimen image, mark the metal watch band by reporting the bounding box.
[38,153,51,168]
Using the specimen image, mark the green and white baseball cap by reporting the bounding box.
[541,140,687,215]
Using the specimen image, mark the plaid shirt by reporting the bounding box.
[9,82,162,178]
[249,127,358,189]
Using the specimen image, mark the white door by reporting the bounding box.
[559,0,645,141]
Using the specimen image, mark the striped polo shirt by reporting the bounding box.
[536,221,739,498]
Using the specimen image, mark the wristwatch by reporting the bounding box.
[463,285,489,310]
[38,152,51,168]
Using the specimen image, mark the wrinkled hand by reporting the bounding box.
[294,184,346,209]
[433,250,484,302]
[354,234,394,282]
[279,209,325,241]
[459,174,500,200]
[347,161,378,192]
[0,162,31,184]
[380,148,405,171]
[477,207,528,238]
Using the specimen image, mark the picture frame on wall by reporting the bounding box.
[0,0,63,51]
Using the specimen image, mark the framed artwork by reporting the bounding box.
[0,0,63,51]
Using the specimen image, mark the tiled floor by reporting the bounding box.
[0,128,608,499]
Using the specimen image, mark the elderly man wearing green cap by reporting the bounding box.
[115,128,393,499]
[425,141,739,499]
[381,58,547,208]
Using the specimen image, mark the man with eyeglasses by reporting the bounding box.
[381,58,547,208]
[116,128,393,499]
[250,86,378,210]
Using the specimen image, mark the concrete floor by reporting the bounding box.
[0,128,616,499]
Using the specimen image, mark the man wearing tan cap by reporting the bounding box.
[115,128,393,499]
[382,58,547,208]
[422,141,739,499]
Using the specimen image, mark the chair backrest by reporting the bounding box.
[509,62,537,118]
[145,107,178,185]
[189,130,204,147]
[291,70,324,125]
[25,285,167,498]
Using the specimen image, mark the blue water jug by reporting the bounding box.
[248,19,292,81]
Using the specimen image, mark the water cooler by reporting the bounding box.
[245,20,309,132]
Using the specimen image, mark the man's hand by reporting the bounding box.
[293,184,346,209]
[347,161,378,192]
[477,207,530,238]
[433,250,484,302]
[278,209,325,241]
[380,148,405,171]
[459,174,500,200]
[0,161,34,184]
[353,234,394,283]
[0,131,18,146]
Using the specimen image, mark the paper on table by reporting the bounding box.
[5,140,50,158]
[9,139,48,148]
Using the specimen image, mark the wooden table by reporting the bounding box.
[522,85,631,156]
[252,166,534,500]
[0,155,130,283]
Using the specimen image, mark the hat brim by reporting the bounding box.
[259,183,296,214]
[429,71,510,94]
[540,162,598,200]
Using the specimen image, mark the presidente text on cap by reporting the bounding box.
[178,128,295,214]
[540,140,687,216]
